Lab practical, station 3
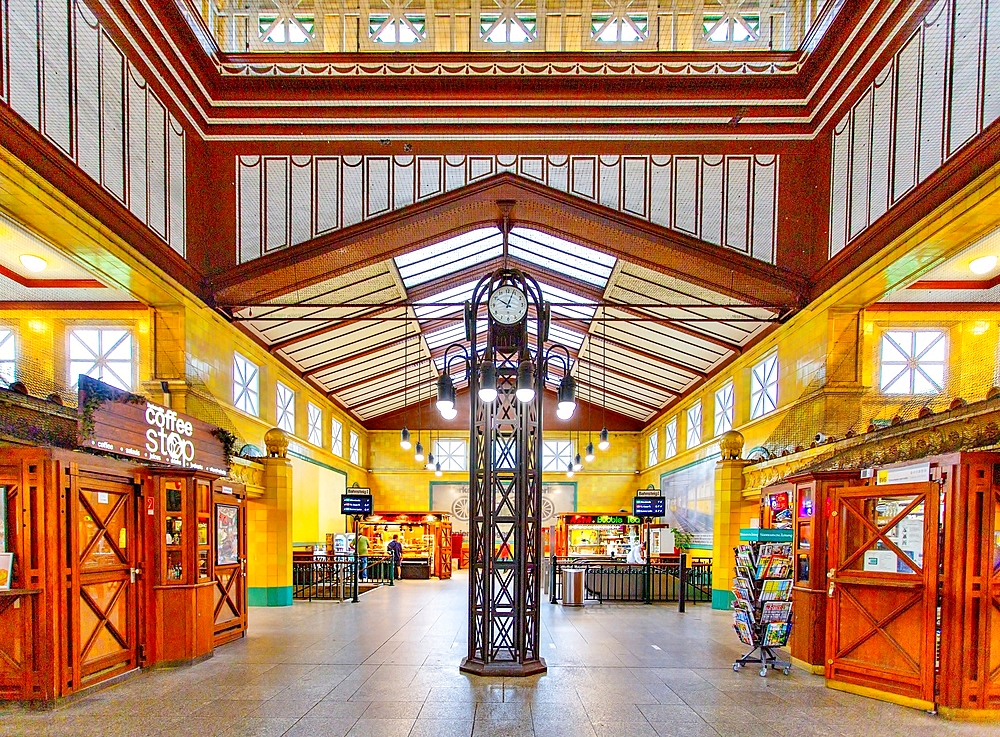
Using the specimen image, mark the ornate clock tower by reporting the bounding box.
[459,266,550,677]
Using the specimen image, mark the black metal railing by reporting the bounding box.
[548,555,712,605]
[292,555,395,601]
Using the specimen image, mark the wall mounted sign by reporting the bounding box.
[79,376,228,475]
[636,487,660,497]
[875,462,930,486]
[633,496,666,518]
[341,494,373,515]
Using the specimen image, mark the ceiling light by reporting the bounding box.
[566,461,574,479]
[478,361,497,403]
[515,361,535,403]
[19,254,47,272]
[400,426,411,450]
[435,461,443,477]
[970,255,998,274]
[426,452,435,471]
[414,441,424,463]
[436,374,455,413]
[441,406,458,421]
[598,427,610,451]
[585,442,595,463]
[573,453,583,472]
[557,376,576,417]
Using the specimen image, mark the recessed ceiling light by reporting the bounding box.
[19,254,47,272]
[969,255,998,275]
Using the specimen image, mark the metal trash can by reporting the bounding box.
[562,568,585,607]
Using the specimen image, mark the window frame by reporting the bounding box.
[350,430,360,465]
[664,417,677,459]
[68,327,134,391]
[647,432,658,467]
[541,439,574,472]
[307,402,323,446]
[331,417,343,457]
[750,353,779,419]
[714,381,735,436]
[434,438,468,472]
[686,402,703,448]
[0,329,15,387]
[233,352,260,416]
[276,381,295,434]
[878,329,947,395]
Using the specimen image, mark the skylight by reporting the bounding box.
[413,281,477,320]
[394,228,503,288]
[508,228,616,287]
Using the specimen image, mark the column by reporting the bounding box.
[712,431,752,610]
[248,428,294,606]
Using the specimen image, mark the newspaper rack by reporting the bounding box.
[731,537,794,677]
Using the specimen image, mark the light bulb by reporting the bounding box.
[442,407,458,420]
[970,255,998,274]
[585,442,595,463]
[516,361,535,403]
[435,462,443,477]
[574,453,583,472]
[556,406,573,420]
[425,452,435,471]
[19,254,47,272]
[566,461,574,479]
[479,361,497,403]
[414,441,424,463]
[400,426,411,450]
[436,399,454,413]
[598,427,610,451]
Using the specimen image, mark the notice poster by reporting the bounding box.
[216,505,240,566]
[431,482,575,534]
[0,487,6,552]
[660,455,716,548]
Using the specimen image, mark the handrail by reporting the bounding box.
[549,555,712,604]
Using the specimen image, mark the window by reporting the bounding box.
[259,14,314,44]
[542,440,573,472]
[233,353,259,416]
[435,439,467,471]
[494,436,517,470]
[715,382,734,435]
[331,418,343,457]
[664,418,677,459]
[480,12,537,43]
[276,382,295,433]
[686,402,702,448]
[369,12,426,43]
[880,330,946,394]
[647,432,658,466]
[0,330,15,387]
[307,403,322,446]
[703,13,760,43]
[69,328,133,390]
[751,354,779,419]
[350,431,360,465]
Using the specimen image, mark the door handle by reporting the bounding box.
[130,567,141,583]
[827,568,836,598]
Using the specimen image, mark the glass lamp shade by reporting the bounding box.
[598,427,610,451]
[436,374,455,412]
[425,452,435,471]
[555,405,574,420]
[585,442,595,463]
[400,426,411,450]
[574,453,583,472]
[414,441,424,463]
[557,375,577,415]
[515,361,535,403]
[566,461,575,478]
[478,361,498,403]
[441,406,458,420]
[435,462,443,477]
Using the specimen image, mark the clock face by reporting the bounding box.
[488,285,529,325]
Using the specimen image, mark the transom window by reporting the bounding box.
[307,403,323,446]
[233,353,259,416]
[591,0,648,43]
[879,331,946,395]
[647,432,658,466]
[751,354,779,419]
[276,382,295,433]
[715,382,734,435]
[665,418,677,459]
[69,328,133,391]
[542,440,573,472]
[370,9,426,43]
[703,12,760,43]
[331,418,343,457]
[480,0,538,44]
[687,402,703,448]
[0,329,15,387]
[435,438,467,471]
[350,430,360,465]
[259,14,314,44]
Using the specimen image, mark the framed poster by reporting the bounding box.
[216,505,240,566]
[0,552,12,589]
[0,486,6,553]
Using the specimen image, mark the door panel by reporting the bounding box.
[72,472,138,685]
[826,482,938,705]
[213,498,247,646]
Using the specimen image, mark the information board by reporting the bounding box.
[633,496,666,517]
[341,494,373,516]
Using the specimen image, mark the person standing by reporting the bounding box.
[356,532,370,580]
[387,534,403,580]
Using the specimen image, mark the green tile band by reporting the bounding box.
[248,586,293,607]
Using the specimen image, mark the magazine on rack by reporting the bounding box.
[760,600,792,624]
[762,622,792,647]
[760,579,793,602]
[734,620,754,646]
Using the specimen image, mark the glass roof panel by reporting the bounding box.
[508,228,616,287]
[413,281,478,320]
[537,281,597,319]
[395,227,503,287]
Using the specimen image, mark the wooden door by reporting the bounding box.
[70,469,140,687]
[212,495,247,646]
[826,482,939,706]
[438,521,452,579]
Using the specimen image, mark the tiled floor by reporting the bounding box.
[2,571,996,736]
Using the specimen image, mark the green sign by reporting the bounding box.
[739,528,793,542]
[593,515,641,525]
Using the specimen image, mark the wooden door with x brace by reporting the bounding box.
[825,481,939,708]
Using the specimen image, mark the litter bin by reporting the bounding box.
[562,568,585,607]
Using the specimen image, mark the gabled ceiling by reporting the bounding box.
[225,178,800,423]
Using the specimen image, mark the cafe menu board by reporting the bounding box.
[633,496,666,518]
[78,376,229,475]
[341,493,373,516]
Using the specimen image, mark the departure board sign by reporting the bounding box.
[341,493,373,516]
[633,496,666,518]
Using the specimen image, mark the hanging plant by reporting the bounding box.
[78,375,146,439]
[211,427,240,464]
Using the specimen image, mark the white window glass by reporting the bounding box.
[435,439,467,471]
[686,402,702,448]
[0,330,15,387]
[715,382,734,435]
[350,431,360,465]
[647,432,658,466]
[542,440,574,472]
[233,353,259,416]
[879,331,946,395]
[69,329,133,391]
[276,382,295,433]
[664,418,678,458]
[331,418,343,457]
[750,354,779,419]
[307,403,323,446]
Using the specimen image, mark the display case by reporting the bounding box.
[555,513,643,558]
[358,511,453,579]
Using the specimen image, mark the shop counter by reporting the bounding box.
[401,559,431,579]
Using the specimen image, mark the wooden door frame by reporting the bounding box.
[211,490,247,646]
[825,481,940,709]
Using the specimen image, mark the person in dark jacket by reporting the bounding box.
[387,534,403,580]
